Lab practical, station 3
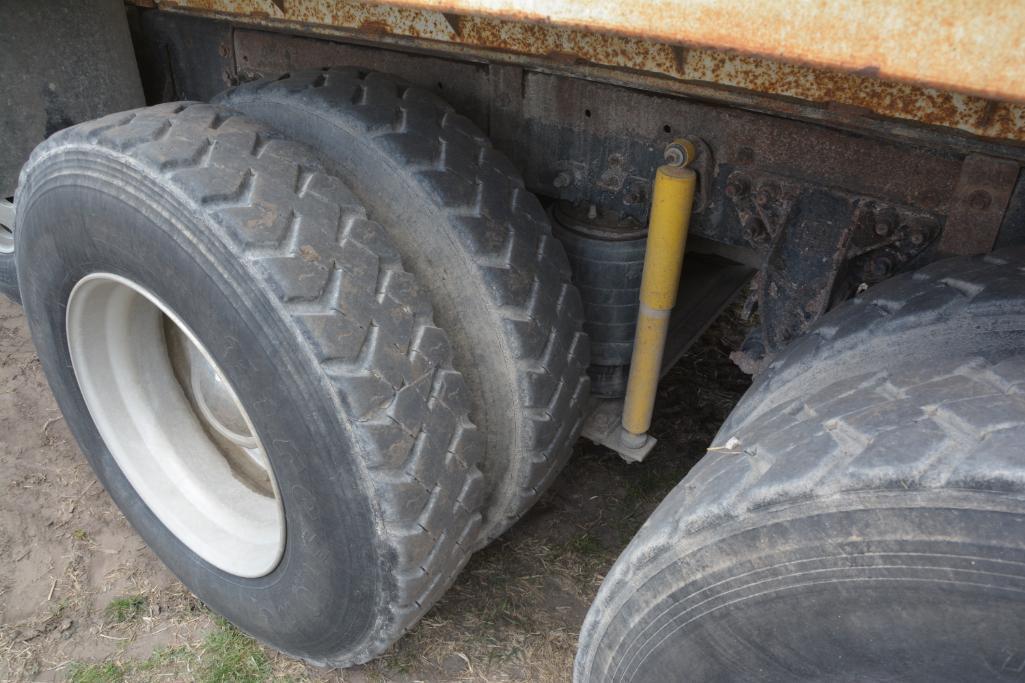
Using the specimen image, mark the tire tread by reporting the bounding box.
[576,249,1025,681]
[218,70,590,540]
[19,102,485,664]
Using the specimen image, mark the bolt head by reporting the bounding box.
[754,183,779,208]
[874,208,898,237]
[553,172,572,189]
[664,146,685,167]
[744,216,769,244]
[968,189,992,211]
[725,175,750,199]
[663,139,695,167]
[865,253,895,280]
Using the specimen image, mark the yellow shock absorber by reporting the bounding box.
[620,140,697,449]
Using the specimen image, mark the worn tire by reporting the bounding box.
[576,249,1025,682]
[16,103,486,666]
[216,70,590,542]
[0,198,17,303]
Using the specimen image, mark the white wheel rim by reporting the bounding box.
[66,273,285,577]
[0,199,14,254]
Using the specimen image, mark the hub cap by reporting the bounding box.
[0,199,14,254]
[66,273,285,577]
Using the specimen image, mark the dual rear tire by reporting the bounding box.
[14,89,588,665]
[215,69,592,542]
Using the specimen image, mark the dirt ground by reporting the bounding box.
[0,293,750,683]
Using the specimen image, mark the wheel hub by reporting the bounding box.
[66,273,285,577]
[0,198,14,254]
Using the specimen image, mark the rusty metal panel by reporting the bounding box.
[937,155,1021,256]
[227,33,971,230]
[145,0,1025,143]
[510,71,965,224]
[390,1,1025,105]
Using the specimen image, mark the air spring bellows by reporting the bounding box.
[551,201,647,398]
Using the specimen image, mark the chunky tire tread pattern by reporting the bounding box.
[218,70,590,541]
[20,103,486,665]
[724,248,1025,433]
[577,248,1025,682]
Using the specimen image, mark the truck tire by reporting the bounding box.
[0,197,17,303]
[576,249,1025,682]
[216,70,590,543]
[15,102,486,666]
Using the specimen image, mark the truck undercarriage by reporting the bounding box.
[3,2,1025,680]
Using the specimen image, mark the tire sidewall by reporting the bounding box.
[17,163,385,661]
[581,490,1025,683]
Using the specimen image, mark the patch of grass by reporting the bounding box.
[566,532,604,558]
[199,618,270,683]
[67,661,125,683]
[72,529,89,541]
[50,598,70,619]
[138,645,194,672]
[105,595,146,623]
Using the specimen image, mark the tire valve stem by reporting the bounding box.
[619,139,697,453]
